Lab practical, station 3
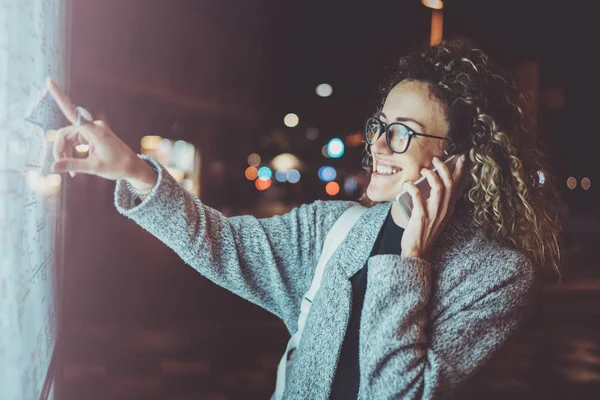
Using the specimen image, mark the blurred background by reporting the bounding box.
[46,0,600,398]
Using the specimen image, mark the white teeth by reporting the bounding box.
[376,165,399,175]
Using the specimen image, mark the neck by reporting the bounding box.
[390,201,409,229]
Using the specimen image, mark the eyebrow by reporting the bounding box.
[377,111,425,130]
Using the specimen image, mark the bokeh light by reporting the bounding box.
[581,177,591,190]
[258,166,273,181]
[158,138,174,163]
[306,127,319,140]
[255,178,272,190]
[422,0,444,9]
[315,83,333,97]
[275,170,288,182]
[318,166,337,182]
[272,153,301,171]
[245,166,258,180]
[247,153,261,166]
[325,181,340,196]
[284,113,299,128]
[141,135,162,150]
[345,132,364,147]
[165,167,185,183]
[287,169,301,183]
[326,138,344,158]
[567,176,577,190]
[344,176,358,194]
[537,171,546,186]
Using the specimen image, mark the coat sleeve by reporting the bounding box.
[358,252,536,399]
[114,155,354,332]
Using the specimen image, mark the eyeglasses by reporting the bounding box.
[364,116,448,154]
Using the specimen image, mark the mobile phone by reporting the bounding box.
[395,154,461,220]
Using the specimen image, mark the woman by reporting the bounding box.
[47,41,562,399]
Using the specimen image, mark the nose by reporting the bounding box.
[371,129,392,155]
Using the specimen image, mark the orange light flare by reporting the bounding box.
[325,181,340,196]
[344,132,364,147]
[430,9,443,46]
[422,0,444,47]
[255,178,272,191]
[245,166,258,180]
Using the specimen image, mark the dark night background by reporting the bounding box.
[57,0,599,399]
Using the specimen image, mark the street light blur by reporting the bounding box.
[284,113,299,128]
[421,0,443,9]
[422,0,444,46]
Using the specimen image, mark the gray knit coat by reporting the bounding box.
[114,155,536,399]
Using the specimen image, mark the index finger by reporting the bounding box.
[451,154,467,182]
[46,77,77,124]
[433,156,453,187]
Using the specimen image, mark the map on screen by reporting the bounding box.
[0,0,68,399]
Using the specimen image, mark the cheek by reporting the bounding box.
[402,145,436,176]
[400,166,424,183]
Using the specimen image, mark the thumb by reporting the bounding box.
[51,158,95,174]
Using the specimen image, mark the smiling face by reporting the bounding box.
[366,80,450,202]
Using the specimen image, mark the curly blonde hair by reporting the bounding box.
[361,41,563,276]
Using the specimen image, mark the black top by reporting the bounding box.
[329,209,405,399]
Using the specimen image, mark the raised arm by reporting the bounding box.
[43,78,355,332]
[115,155,355,332]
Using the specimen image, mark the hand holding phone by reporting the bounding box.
[395,154,461,220]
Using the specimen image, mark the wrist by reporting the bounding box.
[125,155,157,191]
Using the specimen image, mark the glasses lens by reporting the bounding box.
[365,118,381,144]
[388,123,410,153]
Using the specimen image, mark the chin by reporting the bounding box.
[366,181,400,203]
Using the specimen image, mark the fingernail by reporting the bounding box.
[433,157,440,163]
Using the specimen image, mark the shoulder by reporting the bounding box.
[436,213,537,305]
[470,230,535,288]
[296,199,360,232]
[258,200,358,237]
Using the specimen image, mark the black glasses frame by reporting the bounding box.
[365,117,448,154]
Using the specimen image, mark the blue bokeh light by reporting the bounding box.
[275,170,288,183]
[258,166,272,181]
[318,166,337,182]
[326,138,344,158]
[287,169,301,183]
[344,176,358,194]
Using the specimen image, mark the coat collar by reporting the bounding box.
[337,201,393,279]
[334,199,475,279]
